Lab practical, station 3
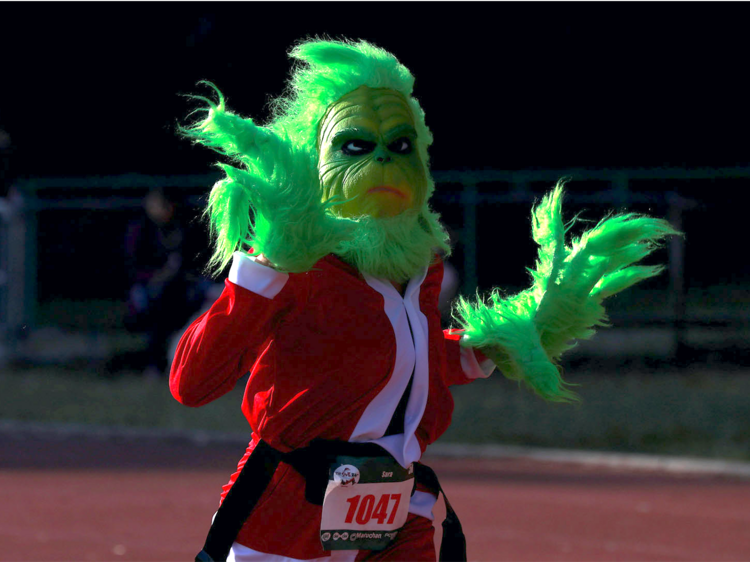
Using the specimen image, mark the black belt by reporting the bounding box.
[413,463,466,562]
[195,438,466,562]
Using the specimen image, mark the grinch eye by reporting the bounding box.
[341,140,376,156]
[387,137,413,155]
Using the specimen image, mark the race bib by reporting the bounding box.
[320,455,414,551]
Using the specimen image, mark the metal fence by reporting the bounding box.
[2,166,749,362]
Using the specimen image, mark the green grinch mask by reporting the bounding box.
[318,86,428,219]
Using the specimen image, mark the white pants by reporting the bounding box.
[228,542,357,562]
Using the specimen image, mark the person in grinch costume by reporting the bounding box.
[170,39,678,562]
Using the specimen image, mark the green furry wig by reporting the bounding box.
[182,38,448,280]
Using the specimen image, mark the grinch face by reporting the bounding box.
[318,86,428,219]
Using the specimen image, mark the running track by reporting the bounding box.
[1,428,749,562]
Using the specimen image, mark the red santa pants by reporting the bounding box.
[229,513,436,561]
[355,513,436,561]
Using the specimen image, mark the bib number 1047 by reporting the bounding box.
[344,493,401,525]
[321,456,413,551]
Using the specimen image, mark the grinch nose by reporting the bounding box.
[374,146,392,163]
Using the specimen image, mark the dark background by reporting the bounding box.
[1,2,748,301]
[2,3,748,176]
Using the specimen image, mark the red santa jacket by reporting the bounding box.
[170,252,493,559]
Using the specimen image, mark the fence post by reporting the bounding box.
[0,197,9,361]
[666,191,687,361]
[461,181,478,296]
[611,172,630,207]
[0,186,36,360]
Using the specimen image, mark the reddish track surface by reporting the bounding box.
[2,431,750,561]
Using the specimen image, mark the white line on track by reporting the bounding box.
[3,419,750,479]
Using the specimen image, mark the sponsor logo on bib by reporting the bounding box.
[321,532,331,541]
[333,464,360,487]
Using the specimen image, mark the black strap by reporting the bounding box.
[414,463,467,562]
[195,443,466,562]
[195,440,283,562]
[195,439,391,561]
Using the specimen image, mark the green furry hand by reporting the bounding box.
[182,83,353,273]
[455,183,680,401]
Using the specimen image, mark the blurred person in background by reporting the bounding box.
[124,187,205,377]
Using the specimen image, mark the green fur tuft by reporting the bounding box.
[336,209,450,284]
[204,176,253,273]
[454,182,681,402]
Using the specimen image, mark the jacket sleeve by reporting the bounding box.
[443,329,496,386]
[169,252,302,407]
